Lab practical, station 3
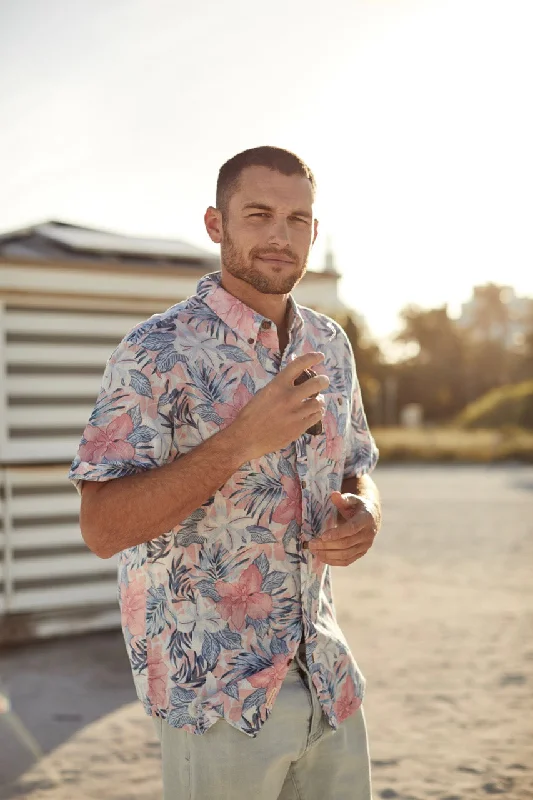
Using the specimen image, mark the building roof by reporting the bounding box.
[0,220,219,268]
[0,220,342,278]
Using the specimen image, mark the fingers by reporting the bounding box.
[299,393,326,422]
[313,542,370,566]
[293,374,330,402]
[319,550,368,567]
[309,529,373,564]
[321,515,369,542]
[309,532,374,555]
[282,352,325,384]
[331,494,361,520]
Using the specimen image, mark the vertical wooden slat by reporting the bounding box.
[0,302,8,460]
[1,468,14,612]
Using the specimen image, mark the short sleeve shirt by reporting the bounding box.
[68,271,379,738]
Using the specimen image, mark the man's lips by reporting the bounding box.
[256,255,296,264]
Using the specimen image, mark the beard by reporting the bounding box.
[221,224,308,295]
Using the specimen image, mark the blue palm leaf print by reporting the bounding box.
[322,356,345,392]
[308,494,330,537]
[130,639,147,674]
[167,554,195,602]
[242,688,267,712]
[147,533,172,562]
[146,585,171,636]
[168,629,192,666]
[222,647,273,681]
[198,543,249,582]
[183,298,234,342]
[168,388,198,430]
[89,389,129,424]
[271,596,303,642]
[186,362,236,405]
[229,468,284,523]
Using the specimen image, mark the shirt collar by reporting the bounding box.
[196,271,304,347]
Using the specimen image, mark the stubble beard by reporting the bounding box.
[221,224,308,295]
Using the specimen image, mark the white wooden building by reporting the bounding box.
[0,220,347,641]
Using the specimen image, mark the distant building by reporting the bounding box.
[456,284,533,349]
[0,220,346,639]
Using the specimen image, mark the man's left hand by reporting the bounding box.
[307,491,379,567]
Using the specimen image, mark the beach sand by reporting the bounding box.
[1,464,532,799]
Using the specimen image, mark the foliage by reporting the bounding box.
[334,282,533,425]
[373,425,533,463]
[456,380,533,430]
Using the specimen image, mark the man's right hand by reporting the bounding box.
[231,352,330,462]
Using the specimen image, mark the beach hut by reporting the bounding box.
[0,220,347,641]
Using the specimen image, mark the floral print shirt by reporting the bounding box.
[68,271,378,738]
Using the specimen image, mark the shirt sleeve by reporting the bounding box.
[67,336,174,495]
[342,342,379,480]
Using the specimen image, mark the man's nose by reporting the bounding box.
[267,217,291,247]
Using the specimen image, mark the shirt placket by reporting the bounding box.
[261,312,314,651]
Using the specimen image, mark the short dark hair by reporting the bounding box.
[216,146,316,215]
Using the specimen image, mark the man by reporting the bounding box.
[69,146,380,800]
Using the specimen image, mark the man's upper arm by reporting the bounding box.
[79,480,105,497]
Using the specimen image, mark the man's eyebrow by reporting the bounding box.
[242,202,312,219]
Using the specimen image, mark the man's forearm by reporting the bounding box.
[80,427,249,559]
[341,474,382,527]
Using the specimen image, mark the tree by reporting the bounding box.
[394,305,467,421]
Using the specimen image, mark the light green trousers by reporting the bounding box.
[152,643,372,800]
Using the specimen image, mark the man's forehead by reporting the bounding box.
[235,166,314,207]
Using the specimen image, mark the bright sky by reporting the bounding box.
[1,0,532,345]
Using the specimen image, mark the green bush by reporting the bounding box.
[456,381,533,430]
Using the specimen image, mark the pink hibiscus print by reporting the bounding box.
[335,675,361,722]
[214,383,253,426]
[214,293,256,337]
[79,413,135,462]
[271,475,303,525]
[120,577,146,637]
[248,652,291,698]
[258,325,279,352]
[266,540,286,562]
[215,564,273,630]
[147,642,169,708]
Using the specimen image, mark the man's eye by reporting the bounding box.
[249,213,268,218]
[290,216,308,224]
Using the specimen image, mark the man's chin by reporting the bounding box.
[224,260,305,295]
[250,277,299,295]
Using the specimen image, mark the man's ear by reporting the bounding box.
[204,206,223,244]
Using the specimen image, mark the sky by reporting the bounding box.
[1,0,532,346]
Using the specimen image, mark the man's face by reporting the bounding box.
[219,166,317,295]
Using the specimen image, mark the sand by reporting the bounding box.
[1,464,532,799]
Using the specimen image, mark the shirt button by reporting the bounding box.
[337,397,342,405]
[301,480,306,489]
[248,337,255,345]
[261,320,272,329]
